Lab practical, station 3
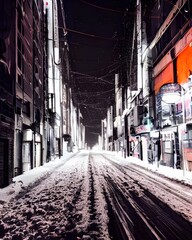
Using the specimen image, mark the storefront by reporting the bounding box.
[22,129,33,172]
[130,124,151,161]
[182,124,192,171]
[161,127,179,168]
[149,130,161,164]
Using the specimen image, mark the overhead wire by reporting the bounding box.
[76,55,128,75]
[71,57,128,83]
[165,0,189,21]
[61,2,130,124]
[70,57,122,75]
[71,41,111,49]
[72,71,114,85]
[80,1,163,19]
[71,56,125,118]
[65,27,118,41]
[80,0,124,13]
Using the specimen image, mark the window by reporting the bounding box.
[23,101,30,117]
[17,74,23,87]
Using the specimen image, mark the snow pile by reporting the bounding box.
[106,151,192,186]
[0,152,75,205]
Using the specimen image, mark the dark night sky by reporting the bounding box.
[63,0,131,147]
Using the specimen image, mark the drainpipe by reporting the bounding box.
[170,48,179,169]
[32,0,35,169]
[136,0,142,90]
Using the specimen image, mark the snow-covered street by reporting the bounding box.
[0,151,192,240]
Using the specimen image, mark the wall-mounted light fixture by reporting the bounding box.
[160,83,181,104]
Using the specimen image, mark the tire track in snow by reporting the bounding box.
[116,159,191,204]
[105,156,192,222]
[102,187,131,240]
[102,175,160,240]
[86,153,110,240]
[100,154,192,239]
[87,155,99,231]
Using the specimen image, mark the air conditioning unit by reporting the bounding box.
[133,105,143,126]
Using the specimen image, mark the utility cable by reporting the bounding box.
[165,0,189,21]
[80,0,124,13]
[74,88,115,97]
[65,27,117,41]
[78,56,127,75]
[72,71,114,85]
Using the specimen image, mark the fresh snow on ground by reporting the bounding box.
[0,150,192,239]
[109,151,192,186]
[0,150,192,205]
[0,152,76,204]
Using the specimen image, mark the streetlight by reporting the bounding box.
[160,83,182,104]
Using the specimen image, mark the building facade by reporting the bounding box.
[0,0,15,187]
[101,0,192,172]
[0,0,85,188]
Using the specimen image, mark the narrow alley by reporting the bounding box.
[0,151,192,240]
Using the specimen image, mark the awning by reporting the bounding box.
[154,62,174,95]
[177,44,192,85]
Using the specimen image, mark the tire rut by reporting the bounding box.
[103,155,192,218]
[86,154,101,239]
[103,175,160,240]
[98,154,192,239]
